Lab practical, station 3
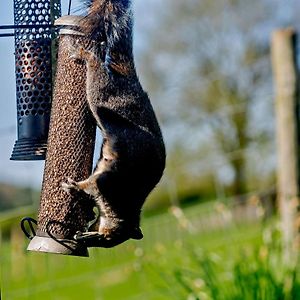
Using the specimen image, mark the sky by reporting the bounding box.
[0,0,153,188]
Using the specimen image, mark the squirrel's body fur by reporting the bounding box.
[62,0,166,248]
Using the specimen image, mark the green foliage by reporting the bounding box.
[160,225,300,300]
[139,0,281,197]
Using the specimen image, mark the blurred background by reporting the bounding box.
[1,0,300,299]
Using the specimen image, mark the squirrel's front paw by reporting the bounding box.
[61,178,79,193]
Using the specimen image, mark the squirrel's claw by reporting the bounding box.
[74,231,101,240]
[74,231,109,247]
[74,227,143,248]
[61,178,79,193]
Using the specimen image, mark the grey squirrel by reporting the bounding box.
[61,0,166,248]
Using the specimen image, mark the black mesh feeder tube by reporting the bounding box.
[27,16,96,256]
[10,0,61,160]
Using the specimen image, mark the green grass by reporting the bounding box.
[154,224,300,300]
[0,201,264,300]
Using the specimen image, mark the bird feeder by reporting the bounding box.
[27,16,97,256]
[10,0,61,160]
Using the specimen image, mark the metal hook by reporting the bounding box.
[20,217,37,240]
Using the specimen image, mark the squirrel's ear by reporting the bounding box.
[130,227,143,240]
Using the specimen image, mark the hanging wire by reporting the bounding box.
[0,33,14,37]
[68,0,72,15]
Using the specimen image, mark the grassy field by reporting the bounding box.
[0,201,264,300]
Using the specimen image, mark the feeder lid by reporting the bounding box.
[55,16,85,36]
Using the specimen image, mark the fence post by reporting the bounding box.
[271,28,300,259]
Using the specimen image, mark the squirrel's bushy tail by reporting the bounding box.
[81,0,132,47]
[80,0,135,76]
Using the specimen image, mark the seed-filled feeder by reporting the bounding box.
[11,0,61,160]
[27,15,97,256]
[0,1,98,256]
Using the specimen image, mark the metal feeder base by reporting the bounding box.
[27,235,89,257]
[10,139,47,160]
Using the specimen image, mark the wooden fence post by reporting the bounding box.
[271,28,300,259]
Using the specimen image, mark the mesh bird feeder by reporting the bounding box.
[10,0,61,160]
[27,16,96,256]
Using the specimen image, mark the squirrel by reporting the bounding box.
[61,0,166,248]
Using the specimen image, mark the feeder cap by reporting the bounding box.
[55,16,85,36]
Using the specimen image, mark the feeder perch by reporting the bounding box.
[27,16,97,256]
[10,0,61,160]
